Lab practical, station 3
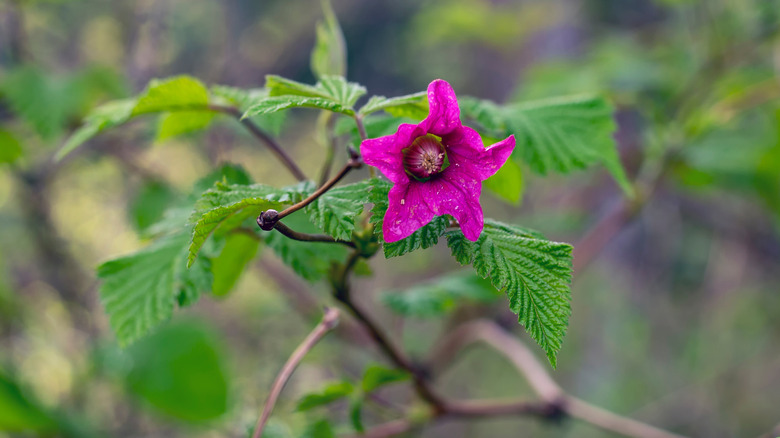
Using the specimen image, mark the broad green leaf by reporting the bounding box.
[0,67,68,139]
[317,76,366,108]
[187,182,310,267]
[55,98,136,160]
[369,179,449,258]
[462,95,632,197]
[296,381,353,411]
[129,180,177,232]
[305,180,370,241]
[265,213,348,281]
[126,319,230,422]
[483,157,524,204]
[361,365,409,393]
[0,371,57,433]
[446,220,573,367]
[310,0,346,79]
[211,232,260,296]
[381,272,501,317]
[256,75,365,117]
[504,95,633,196]
[358,92,427,116]
[98,232,210,346]
[0,130,23,164]
[156,111,215,141]
[132,75,209,115]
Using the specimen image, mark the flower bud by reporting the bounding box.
[256,209,279,231]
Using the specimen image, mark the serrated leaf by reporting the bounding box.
[445,220,572,367]
[256,75,365,117]
[211,232,260,296]
[368,179,449,258]
[156,111,215,141]
[361,365,409,393]
[0,67,68,139]
[56,98,136,160]
[243,95,354,118]
[381,272,501,317]
[129,180,177,232]
[188,182,309,267]
[305,180,370,241]
[132,76,209,115]
[310,0,346,79]
[483,157,524,204]
[358,92,427,116]
[98,232,203,346]
[296,381,353,411]
[504,95,633,196]
[0,130,23,164]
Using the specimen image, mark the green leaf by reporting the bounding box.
[504,95,633,196]
[132,75,209,115]
[305,180,370,241]
[211,232,260,296]
[381,272,501,317]
[445,220,573,367]
[349,397,364,433]
[98,232,207,346]
[483,157,524,204]
[156,111,215,141]
[129,180,177,232]
[310,0,346,79]
[187,182,309,267]
[55,98,136,160]
[265,213,348,282]
[252,75,366,117]
[0,130,23,165]
[361,365,410,393]
[296,381,353,411]
[301,419,336,438]
[368,179,449,258]
[0,67,68,139]
[0,371,57,433]
[358,92,427,116]
[125,319,230,422]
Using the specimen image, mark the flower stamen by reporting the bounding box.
[402,134,447,179]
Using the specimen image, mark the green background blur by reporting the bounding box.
[1,0,779,437]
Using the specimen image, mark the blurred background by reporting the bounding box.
[1,0,779,437]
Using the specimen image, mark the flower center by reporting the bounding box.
[402,134,447,180]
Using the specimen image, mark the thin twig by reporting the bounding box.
[332,251,449,414]
[353,114,375,178]
[209,105,306,181]
[318,113,339,186]
[252,307,340,438]
[277,157,362,220]
[273,221,356,248]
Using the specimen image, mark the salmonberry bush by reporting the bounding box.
[2,0,780,437]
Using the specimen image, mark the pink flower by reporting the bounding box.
[361,79,516,242]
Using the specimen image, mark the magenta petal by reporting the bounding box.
[360,123,422,184]
[383,181,435,242]
[420,172,484,241]
[420,79,461,137]
[445,127,516,181]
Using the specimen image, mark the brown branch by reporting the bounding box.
[209,105,306,182]
[332,251,449,415]
[251,307,340,438]
[424,320,687,438]
[277,157,362,220]
[273,221,356,248]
